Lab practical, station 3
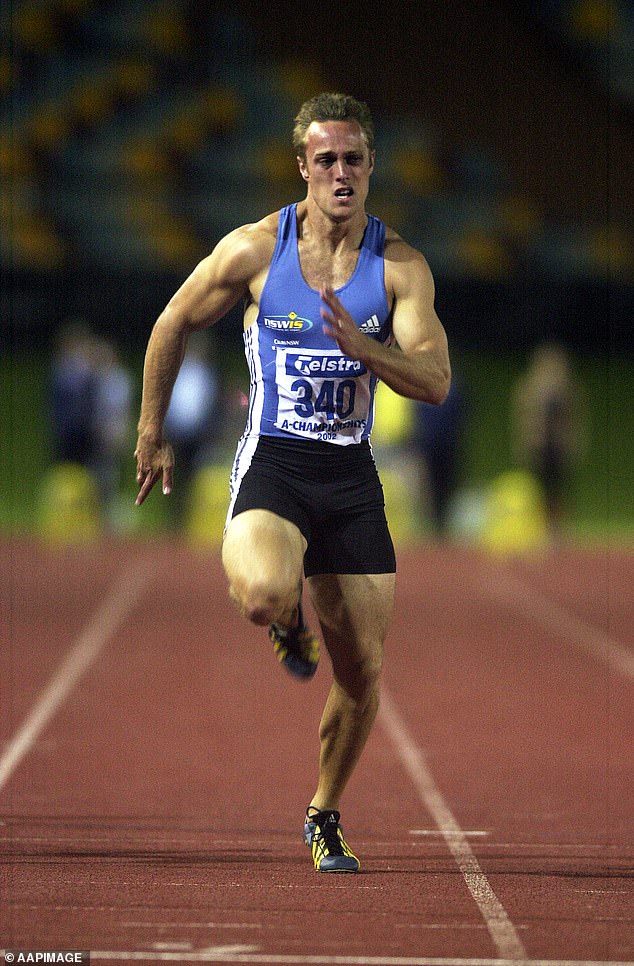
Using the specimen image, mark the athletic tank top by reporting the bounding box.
[241,203,392,447]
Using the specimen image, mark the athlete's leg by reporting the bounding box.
[222,509,307,627]
[305,572,395,809]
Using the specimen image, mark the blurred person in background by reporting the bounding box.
[163,330,220,523]
[50,319,99,467]
[413,373,467,537]
[51,323,134,529]
[92,337,134,529]
[511,341,585,538]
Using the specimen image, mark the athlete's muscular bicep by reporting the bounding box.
[136,223,273,449]
[387,244,451,403]
[389,248,444,353]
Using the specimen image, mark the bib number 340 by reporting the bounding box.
[291,378,356,420]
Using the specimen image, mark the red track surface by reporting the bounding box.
[1,536,633,964]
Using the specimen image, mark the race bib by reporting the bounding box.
[274,348,371,444]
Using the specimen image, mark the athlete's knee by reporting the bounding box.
[222,510,304,625]
[334,645,383,704]
[229,572,297,627]
[356,649,384,692]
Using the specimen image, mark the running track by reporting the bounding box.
[1,536,633,964]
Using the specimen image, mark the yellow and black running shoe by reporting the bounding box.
[303,808,360,872]
[269,599,319,679]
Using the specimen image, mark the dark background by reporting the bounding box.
[2,0,633,356]
[1,0,633,536]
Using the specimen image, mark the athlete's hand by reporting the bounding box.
[134,435,174,506]
[320,287,366,359]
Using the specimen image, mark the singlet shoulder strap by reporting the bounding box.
[361,214,386,257]
[269,204,297,264]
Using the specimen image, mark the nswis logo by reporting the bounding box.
[264,312,313,332]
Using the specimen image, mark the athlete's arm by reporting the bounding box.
[135,223,272,505]
[320,241,450,404]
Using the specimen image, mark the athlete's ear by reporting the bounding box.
[297,156,309,181]
[368,150,376,174]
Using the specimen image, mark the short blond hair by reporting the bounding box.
[293,92,375,160]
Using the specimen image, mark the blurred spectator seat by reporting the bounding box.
[273,58,327,105]
[456,224,515,281]
[371,382,420,544]
[1,184,66,270]
[184,464,230,549]
[481,469,548,556]
[11,2,60,51]
[139,1,190,56]
[38,462,103,544]
[389,139,447,198]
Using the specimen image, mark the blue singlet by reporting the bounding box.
[239,203,392,449]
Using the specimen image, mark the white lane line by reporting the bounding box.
[122,923,263,930]
[409,829,489,837]
[88,952,634,965]
[483,566,634,680]
[91,949,260,961]
[0,559,152,791]
[378,687,527,961]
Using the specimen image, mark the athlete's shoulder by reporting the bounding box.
[382,225,424,262]
[221,211,280,257]
[382,225,435,296]
[209,211,281,280]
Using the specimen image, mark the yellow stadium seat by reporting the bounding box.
[481,470,548,555]
[113,58,156,100]
[141,6,188,55]
[456,225,515,281]
[0,135,35,179]
[38,463,102,544]
[497,193,543,244]
[199,86,242,135]
[120,139,171,179]
[371,384,420,544]
[259,139,299,185]
[392,145,446,196]
[0,52,13,97]
[28,105,71,151]
[589,224,634,280]
[165,109,207,154]
[569,0,620,42]
[184,465,231,549]
[371,382,415,448]
[70,82,116,128]
[378,460,422,546]
[6,210,66,271]
[13,4,58,50]
[275,60,326,102]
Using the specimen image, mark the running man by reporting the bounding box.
[135,92,450,872]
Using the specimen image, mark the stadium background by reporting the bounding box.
[1,0,633,538]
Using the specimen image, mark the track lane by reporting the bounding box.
[1,539,633,961]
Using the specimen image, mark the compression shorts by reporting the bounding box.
[229,435,396,578]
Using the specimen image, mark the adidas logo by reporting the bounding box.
[360,314,381,334]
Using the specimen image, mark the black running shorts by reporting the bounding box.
[229,435,396,578]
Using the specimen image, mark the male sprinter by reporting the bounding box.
[135,92,450,871]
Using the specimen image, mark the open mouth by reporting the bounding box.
[334,188,353,199]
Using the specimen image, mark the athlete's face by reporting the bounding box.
[298,121,375,222]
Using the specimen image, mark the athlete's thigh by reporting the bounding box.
[222,508,306,591]
[307,572,396,677]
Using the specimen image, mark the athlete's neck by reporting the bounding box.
[296,199,367,253]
